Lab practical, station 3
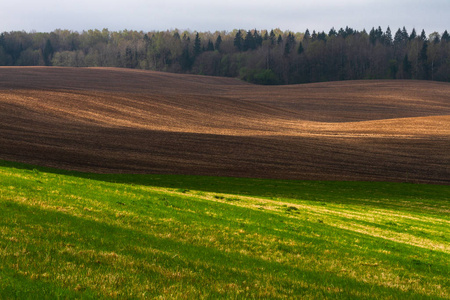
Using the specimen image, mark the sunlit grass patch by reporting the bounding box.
[0,161,449,299]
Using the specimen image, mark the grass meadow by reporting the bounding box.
[0,160,449,299]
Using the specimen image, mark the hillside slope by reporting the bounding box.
[0,67,449,183]
[1,163,449,298]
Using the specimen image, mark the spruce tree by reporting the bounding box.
[401,27,409,40]
[419,41,429,79]
[394,28,403,45]
[214,34,222,51]
[419,41,428,62]
[193,32,201,57]
[384,27,393,45]
[328,27,337,37]
[269,30,276,45]
[345,26,354,36]
[304,29,311,40]
[243,30,256,51]
[409,28,417,40]
[284,42,291,56]
[442,30,450,42]
[180,47,192,71]
[389,59,398,79]
[317,31,326,41]
[297,42,304,54]
[43,39,54,66]
[277,34,283,45]
[420,29,427,41]
[254,30,263,47]
[125,47,133,68]
[431,32,441,44]
[402,54,412,78]
[234,30,243,51]
[207,39,214,51]
[369,28,377,45]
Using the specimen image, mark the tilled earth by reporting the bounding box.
[1,67,449,184]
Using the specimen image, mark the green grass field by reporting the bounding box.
[0,160,449,299]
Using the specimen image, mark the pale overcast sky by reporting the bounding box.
[1,0,449,34]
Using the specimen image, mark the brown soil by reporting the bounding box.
[1,67,449,184]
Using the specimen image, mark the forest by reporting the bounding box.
[0,27,449,84]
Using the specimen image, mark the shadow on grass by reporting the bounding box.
[1,159,448,212]
[1,199,443,299]
[0,267,99,300]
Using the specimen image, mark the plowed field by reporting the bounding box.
[1,67,449,183]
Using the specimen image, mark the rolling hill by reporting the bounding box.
[1,163,449,298]
[0,67,449,184]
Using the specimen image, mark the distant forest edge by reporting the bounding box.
[1,27,449,84]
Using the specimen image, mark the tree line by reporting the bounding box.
[1,27,449,84]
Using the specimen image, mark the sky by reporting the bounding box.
[1,0,449,35]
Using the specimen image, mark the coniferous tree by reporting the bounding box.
[409,28,417,40]
[193,32,201,57]
[369,28,377,45]
[384,27,393,45]
[254,30,263,47]
[180,47,191,71]
[283,33,296,56]
[375,26,383,41]
[389,59,398,78]
[442,30,450,42]
[182,33,190,42]
[402,54,412,78]
[297,42,304,54]
[345,26,355,36]
[420,29,427,41]
[125,47,134,68]
[43,39,54,66]
[277,34,283,45]
[1,27,449,84]
[303,29,311,41]
[287,32,296,46]
[234,30,243,51]
[214,34,222,51]
[328,27,337,37]
[269,30,276,45]
[430,32,441,44]
[419,41,429,79]
[317,31,326,41]
[243,30,256,51]
[284,42,291,56]
[179,34,192,71]
[401,27,409,40]
[206,39,214,51]
[394,28,404,45]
